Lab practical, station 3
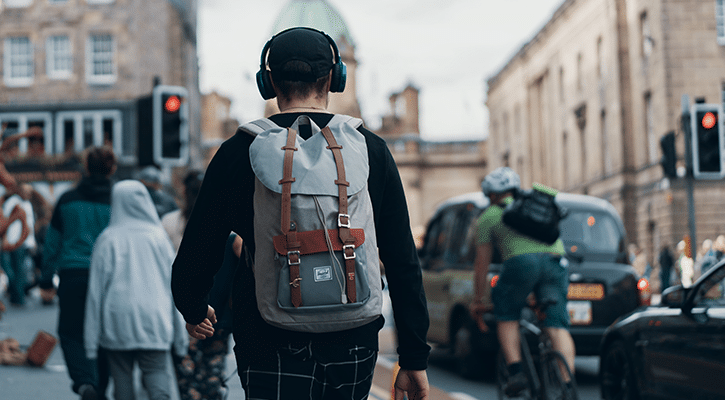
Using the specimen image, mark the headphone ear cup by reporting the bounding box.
[329,62,347,93]
[256,69,276,100]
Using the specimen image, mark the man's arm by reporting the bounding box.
[372,143,431,370]
[471,242,494,332]
[171,144,234,325]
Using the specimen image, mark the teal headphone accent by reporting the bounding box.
[256,27,347,100]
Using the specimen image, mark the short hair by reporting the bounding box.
[273,60,330,102]
[85,146,117,177]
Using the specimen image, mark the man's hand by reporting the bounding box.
[185,305,217,340]
[394,369,429,400]
[40,288,56,303]
[469,300,493,333]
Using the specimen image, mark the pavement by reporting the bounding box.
[0,287,440,400]
[0,288,245,400]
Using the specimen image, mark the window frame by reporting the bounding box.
[3,36,35,87]
[0,112,54,156]
[85,33,116,85]
[55,110,127,160]
[46,35,73,80]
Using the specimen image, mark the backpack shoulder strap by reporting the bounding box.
[328,114,363,129]
[238,118,280,137]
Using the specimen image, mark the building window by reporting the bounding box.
[559,67,565,104]
[55,110,128,161]
[86,0,115,4]
[86,34,116,85]
[717,0,724,45]
[577,53,583,93]
[601,109,612,174]
[597,37,604,80]
[0,113,53,157]
[3,36,34,87]
[49,0,68,3]
[46,35,72,79]
[644,92,658,164]
[640,11,653,60]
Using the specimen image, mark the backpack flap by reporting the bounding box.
[249,116,369,197]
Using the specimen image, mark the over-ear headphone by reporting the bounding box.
[256,27,347,100]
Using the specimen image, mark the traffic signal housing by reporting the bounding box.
[660,131,677,178]
[691,103,724,179]
[153,85,189,167]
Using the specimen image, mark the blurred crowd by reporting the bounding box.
[629,234,725,295]
[0,146,234,400]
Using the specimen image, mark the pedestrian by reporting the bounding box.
[171,27,430,400]
[163,170,236,400]
[84,179,188,400]
[1,183,36,306]
[39,145,116,400]
[658,243,674,292]
[470,168,576,397]
[161,170,203,251]
[138,165,179,219]
[172,232,239,400]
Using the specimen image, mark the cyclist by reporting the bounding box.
[470,167,575,396]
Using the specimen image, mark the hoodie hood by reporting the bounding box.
[109,180,161,227]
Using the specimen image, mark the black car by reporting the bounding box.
[599,258,725,400]
[419,191,650,378]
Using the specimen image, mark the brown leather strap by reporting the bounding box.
[321,126,357,303]
[279,128,302,307]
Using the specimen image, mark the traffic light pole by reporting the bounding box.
[681,95,697,255]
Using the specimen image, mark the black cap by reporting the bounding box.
[268,28,334,82]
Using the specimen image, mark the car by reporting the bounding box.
[599,258,725,400]
[419,191,650,379]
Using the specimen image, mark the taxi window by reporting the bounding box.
[559,210,621,253]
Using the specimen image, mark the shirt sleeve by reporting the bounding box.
[171,144,234,325]
[373,143,431,370]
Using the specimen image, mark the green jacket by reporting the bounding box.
[40,176,112,289]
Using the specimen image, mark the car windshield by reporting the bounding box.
[559,210,621,254]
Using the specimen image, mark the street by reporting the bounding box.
[1,289,604,400]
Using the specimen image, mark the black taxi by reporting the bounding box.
[419,191,649,378]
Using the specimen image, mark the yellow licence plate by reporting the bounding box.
[567,283,604,300]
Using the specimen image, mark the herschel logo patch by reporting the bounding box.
[314,266,333,282]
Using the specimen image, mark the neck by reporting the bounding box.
[277,96,329,113]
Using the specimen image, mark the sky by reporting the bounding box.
[198,0,565,141]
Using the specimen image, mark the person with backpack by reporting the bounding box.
[469,167,575,397]
[171,27,430,399]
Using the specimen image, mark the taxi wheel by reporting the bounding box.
[452,319,484,380]
[600,340,639,400]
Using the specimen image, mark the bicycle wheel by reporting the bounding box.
[540,350,578,400]
[496,349,536,399]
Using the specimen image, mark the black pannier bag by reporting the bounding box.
[502,184,567,245]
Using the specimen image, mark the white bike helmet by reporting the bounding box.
[481,167,521,196]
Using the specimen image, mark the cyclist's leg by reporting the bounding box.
[538,254,576,378]
[493,254,539,365]
[545,327,575,379]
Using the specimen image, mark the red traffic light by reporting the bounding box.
[164,95,182,114]
[702,111,717,130]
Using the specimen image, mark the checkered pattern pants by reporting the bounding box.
[240,342,377,400]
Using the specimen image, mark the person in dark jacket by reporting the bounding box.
[659,244,675,293]
[171,27,430,399]
[40,146,116,400]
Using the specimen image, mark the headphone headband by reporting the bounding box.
[256,26,347,100]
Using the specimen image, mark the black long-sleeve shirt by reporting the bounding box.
[171,112,430,370]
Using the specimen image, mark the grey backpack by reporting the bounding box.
[239,115,383,333]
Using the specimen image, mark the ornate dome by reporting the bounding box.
[271,0,355,55]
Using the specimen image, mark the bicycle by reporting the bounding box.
[491,299,579,400]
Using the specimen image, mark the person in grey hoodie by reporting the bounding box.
[84,180,188,400]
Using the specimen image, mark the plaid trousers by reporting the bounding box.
[240,342,377,400]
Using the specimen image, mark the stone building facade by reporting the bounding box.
[486,0,725,265]
[0,0,201,199]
